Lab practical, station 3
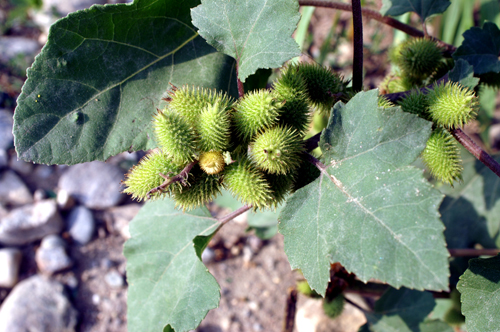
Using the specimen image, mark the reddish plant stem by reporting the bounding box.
[282,287,298,332]
[217,204,251,225]
[351,0,363,92]
[236,62,245,98]
[297,0,456,56]
[449,248,500,257]
[450,128,500,178]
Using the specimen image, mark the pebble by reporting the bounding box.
[0,37,40,63]
[58,161,125,209]
[104,270,124,289]
[489,123,500,150]
[35,235,73,274]
[0,170,33,206]
[0,149,7,169]
[0,248,22,288]
[0,110,13,150]
[33,189,46,201]
[0,199,64,245]
[34,164,54,179]
[56,189,75,210]
[103,203,142,239]
[9,157,34,175]
[0,275,78,332]
[67,206,95,245]
[202,248,216,264]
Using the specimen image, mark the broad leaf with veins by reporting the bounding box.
[279,90,449,295]
[191,0,301,82]
[381,0,451,21]
[13,0,237,165]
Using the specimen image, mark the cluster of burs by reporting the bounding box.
[381,37,479,185]
[123,63,347,210]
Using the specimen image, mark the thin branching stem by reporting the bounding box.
[217,204,252,225]
[448,248,500,257]
[236,63,245,98]
[297,0,456,56]
[351,0,363,92]
[282,287,298,332]
[146,160,198,199]
[451,128,500,178]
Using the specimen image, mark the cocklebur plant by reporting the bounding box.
[11,0,500,331]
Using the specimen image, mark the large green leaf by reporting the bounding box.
[279,90,448,295]
[124,199,220,332]
[191,0,301,82]
[448,59,479,89]
[453,22,500,75]
[457,255,500,332]
[380,0,451,21]
[365,287,436,332]
[13,0,237,165]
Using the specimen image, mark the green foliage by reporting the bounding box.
[381,0,451,22]
[457,255,500,332]
[191,0,301,82]
[279,90,448,295]
[13,0,237,165]
[124,200,220,332]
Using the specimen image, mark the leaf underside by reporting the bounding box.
[448,59,480,89]
[191,0,301,82]
[380,0,451,21]
[124,199,220,332]
[13,0,237,165]
[457,255,500,332]
[279,90,449,296]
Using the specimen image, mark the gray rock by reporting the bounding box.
[0,37,40,63]
[56,189,75,210]
[104,270,124,289]
[35,235,73,274]
[0,199,63,245]
[9,157,34,175]
[0,110,13,150]
[0,275,78,332]
[34,165,54,179]
[67,206,95,245]
[0,248,22,288]
[201,247,215,264]
[0,149,7,169]
[59,161,125,209]
[103,203,142,239]
[0,170,33,206]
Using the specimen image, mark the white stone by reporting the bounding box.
[0,248,22,288]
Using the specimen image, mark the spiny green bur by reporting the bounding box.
[322,294,345,319]
[249,126,303,175]
[378,96,394,108]
[272,65,311,134]
[122,150,182,201]
[427,82,478,129]
[173,165,223,211]
[397,38,443,80]
[224,157,273,210]
[196,102,231,152]
[234,90,282,141]
[421,127,463,185]
[168,85,234,126]
[153,110,198,165]
[264,172,294,208]
[296,63,346,112]
[398,90,429,119]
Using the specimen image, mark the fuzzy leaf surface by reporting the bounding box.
[13,0,237,165]
[191,0,301,82]
[457,255,500,332]
[124,199,220,332]
[380,0,451,21]
[279,90,448,295]
[365,287,436,332]
[453,22,500,75]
